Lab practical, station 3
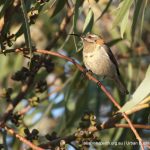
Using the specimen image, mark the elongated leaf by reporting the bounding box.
[113,120,126,141]
[72,0,83,52]
[21,0,32,60]
[96,0,113,22]
[15,0,46,39]
[107,38,123,47]
[112,0,133,28]
[131,0,143,40]
[82,9,94,34]
[0,0,11,18]
[140,0,148,36]
[120,65,150,112]
[120,10,129,38]
[51,0,67,18]
[15,24,24,39]
[73,0,83,32]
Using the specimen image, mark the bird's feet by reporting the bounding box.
[81,67,92,79]
[81,68,89,79]
[96,80,102,88]
[96,76,106,88]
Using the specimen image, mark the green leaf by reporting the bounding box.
[21,0,32,62]
[73,0,83,32]
[15,24,24,39]
[0,0,11,18]
[131,0,143,40]
[95,0,113,22]
[140,0,148,36]
[106,38,123,47]
[51,0,67,18]
[120,65,150,112]
[112,0,133,28]
[73,0,83,52]
[113,120,126,141]
[120,10,129,38]
[82,9,94,34]
[0,55,9,79]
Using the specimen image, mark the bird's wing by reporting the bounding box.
[102,44,120,76]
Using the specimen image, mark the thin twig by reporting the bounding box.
[5,126,44,150]
[88,123,150,132]
[17,105,31,115]
[34,49,144,149]
[0,48,145,150]
[114,123,150,129]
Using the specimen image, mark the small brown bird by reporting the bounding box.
[71,33,128,95]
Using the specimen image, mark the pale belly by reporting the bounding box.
[83,48,116,77]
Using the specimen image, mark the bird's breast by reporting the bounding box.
[83,45,115,77]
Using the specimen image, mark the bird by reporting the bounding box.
[70,33,128,95]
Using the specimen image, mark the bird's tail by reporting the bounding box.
[114,76,129,95]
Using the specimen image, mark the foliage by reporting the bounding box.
[0,0,149,149]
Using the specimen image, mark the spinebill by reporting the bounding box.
[70,33,128,95]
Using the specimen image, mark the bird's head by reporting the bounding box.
[69,33,104,45]
[82,33,105,46]
[82,33,100,43]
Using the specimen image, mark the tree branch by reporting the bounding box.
[5,126,44,150]
[0,48,146,150]
[34,49,144,150]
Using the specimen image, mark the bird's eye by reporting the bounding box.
[88,35,92,38]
